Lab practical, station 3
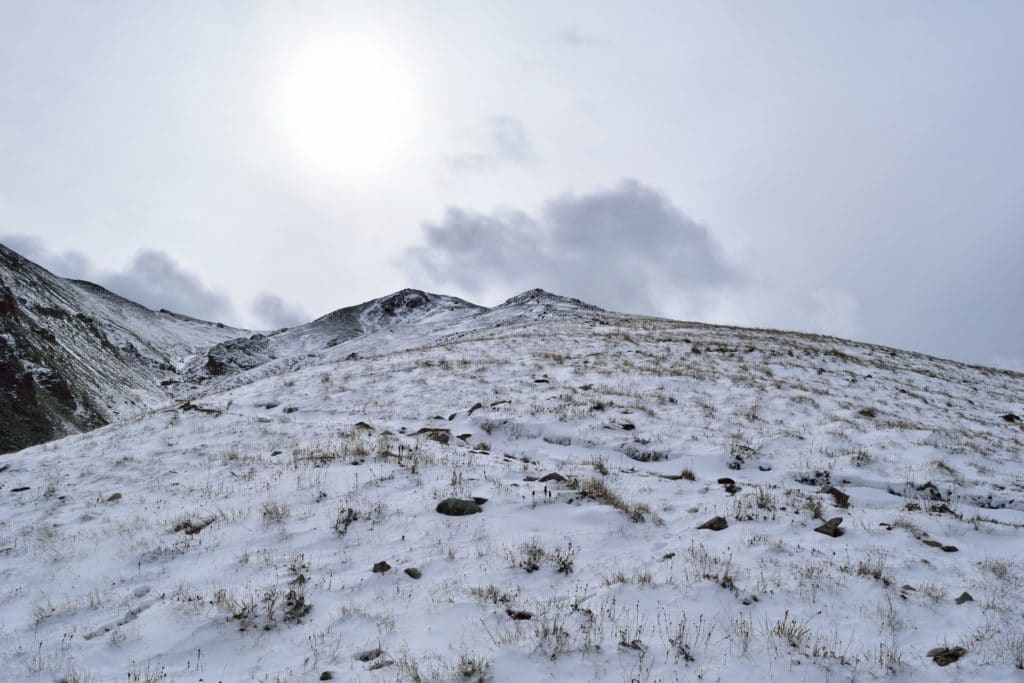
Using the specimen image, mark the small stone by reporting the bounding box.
[941,545,958,553]
[922,539,943,548]
[435,498,483,516]
[320,672,334,680]
[901,584,917,592]
[539,472,567,483]
[472,496,489,505]
[955,592,974,604]
[106,492,122,502]
[717,477,735,485]
[10,486,29,493]
[372,561,391,573]
[404,568,422,580]
[927,646,966,666]
[1001,413,1021,423]
[697,516,728,531]
[814,517,844,537]
[758,465,772,471]
[505,608,533,620]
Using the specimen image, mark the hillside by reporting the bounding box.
[1,277,1022,681]
[0,244,249,453]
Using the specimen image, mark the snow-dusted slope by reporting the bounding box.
[0,244,248,452]
[1,287,1022,682]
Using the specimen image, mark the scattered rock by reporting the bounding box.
[106,492,122,502]
[320,672,333,680]
[717,477,735,485]
[941,545,958,553]
[467,402,483,415]
[717,477,741,494]
[354,421,374,431]
[821,485,850,508]
[533,378,550,384]
[697,516,728,531]
[901,584,917,592]
[472,496,489,505]
[955,592,974,604]
[814,517,844,537]
[922,539,943,548]
[523,476,539,482]
[372,561,391,573]
[270,450,282,457]
[283,407,298,414]
[927,646,966,666]
[404,568,422,580]
[435,498,483,516]
[758,465,772,472]
[506,608,533,620]
[457,433,472,441]
[355,647,382,662]
[11,486,30,493]
[1002,413,1021,423]
[415,427,451,445]
[539,472,567,483]
[620,422,636,431]
[172,517,214,535]
[0,464,8,474]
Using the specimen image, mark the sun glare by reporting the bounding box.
[273,33,417,182]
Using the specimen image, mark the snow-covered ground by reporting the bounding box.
[1,294,1023,682]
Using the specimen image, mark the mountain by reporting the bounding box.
[1,243,1023,681]
[0,244,247,453]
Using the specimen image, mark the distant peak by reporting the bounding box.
[499,288,603,311]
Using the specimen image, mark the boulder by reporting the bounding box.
[435,498,483,516]
[697,516,728,531]
[814,517,844,537]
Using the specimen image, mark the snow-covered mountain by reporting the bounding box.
[0,244,248,453]
[1,243,1023,681]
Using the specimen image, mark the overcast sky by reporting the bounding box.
[1,1,1022,370]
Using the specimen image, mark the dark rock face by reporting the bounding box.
[435,498,483,516]
[205,334,273,376]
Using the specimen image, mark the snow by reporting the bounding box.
[1,292,1023,681]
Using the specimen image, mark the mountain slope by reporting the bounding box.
[0,243,248,453]
[1,283,1022,681]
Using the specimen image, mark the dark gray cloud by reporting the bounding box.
[445,117,533,172]
[251,293,307,329]
[2,234,233,322]
[409,179,737,315]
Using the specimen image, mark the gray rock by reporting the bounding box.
[814,517,844,537]
[955,592,973,604]
[372,561,391,573]
[927,646,966,666]
[404,568,422,580]
[539,472,567,483]
[697,516,728,531]
[435,498,483,516]
[821,485,849,508]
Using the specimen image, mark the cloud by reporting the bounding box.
[251,293,307,329]
[101,250,233,322]
[2,234,233,323]
[409,179,737,315]
[445,117,533,172]
[558,27,604,48]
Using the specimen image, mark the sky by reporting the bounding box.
[1,1,1022,370]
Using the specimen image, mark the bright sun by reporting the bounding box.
[273,33,418,182]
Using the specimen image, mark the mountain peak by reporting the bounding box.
[499,288,603,311]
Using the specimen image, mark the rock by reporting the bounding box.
[372,561,391,573]
[505,608,533,620]
[467,402,483,415]
[404,568,422,580]
[717,477,735,485]
[1001,413,1021,423]
[922,539,943,548]
[355,647,382,662]
[955,591,974,604]
[10,486,30,493]
[106,492,122,502]
[927,646,966,666]
[539,472,567,483]
[354,421,374,431]
[620,422,635,431]
[814,517,844,537]
[821,485,850,508]
[758,465,772,471]
[435,498,483,516]
[697,516,728,531]
[472,496,489,505]
[941,545,958,553]
[320,672,333,680]
[901,584,917,592]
